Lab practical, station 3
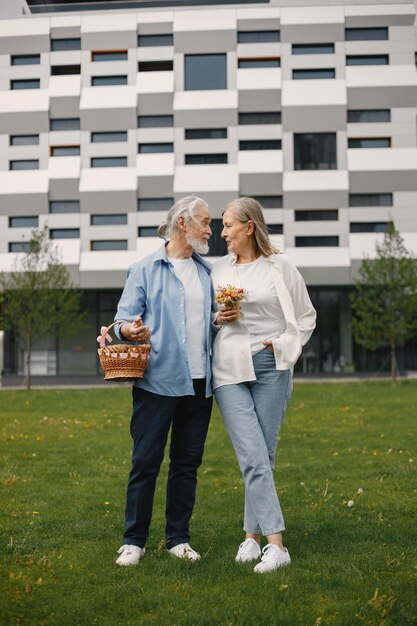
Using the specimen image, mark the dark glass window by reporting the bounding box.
[293,69,335,79]
[138,227,158,237]
[294,133,337,170]
[138,115,173,128]
[349,193,393,207]
[209,219,228,257]
[185,128,227,139]
[9,216,39,227]
[138,198,173,211]
[51,65,81,75]
[348,138,390,148]
[138,61,173,72]
[49,200,80,213]
[9,242,30,253]
[50,118,80,131]
[237,31,280,44]
[345,27,388,41]
[138,34,173,47]
[50,229,80,239]
[9,160,39,170]
[91,76,127,86]
[239,112,281,125]
[10,135,39,145]
[11,54,40,65]
[92,51,128,62]
[10,79,40,90]
[239,140,281,150]
[51,38,81,51]
[238,58,280,69]
[296,236,339,247]
[91,214,128,225]
[346,55,389,66]
[292,44,334,55]
[91,240,128,251]
[51,146,80,156]
[251,195,283,208]
[267,223,283,234]
[138,143,173,154]
[185,54,226,90]
[91,157,128,167]
[91,132,128,142]
[295,210,338,221]
[347,109,390,123]
[350,222,390,233]
[185,154,228,165]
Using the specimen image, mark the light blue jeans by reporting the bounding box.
[215,348,292,536]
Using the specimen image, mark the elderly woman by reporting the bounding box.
[212,197,316,573]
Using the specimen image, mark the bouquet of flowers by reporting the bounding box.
[215,284,247,319]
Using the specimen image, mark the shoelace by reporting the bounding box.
[238,539,257,554]
[117,545,137,555]
[261,544,278,560]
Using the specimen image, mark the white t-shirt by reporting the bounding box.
[235,256,286,354]
[169,257,206,378]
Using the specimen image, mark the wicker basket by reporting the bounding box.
[98,320,151,382]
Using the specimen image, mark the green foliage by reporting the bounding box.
[0,384,416,626]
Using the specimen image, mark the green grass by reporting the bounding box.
[0,382,416,626]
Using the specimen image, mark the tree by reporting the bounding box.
[0,227,86,389]
[350,223,417,381]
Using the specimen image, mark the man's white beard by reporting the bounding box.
[186,233,209,255]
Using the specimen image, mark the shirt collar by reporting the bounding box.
[154,243,211,273]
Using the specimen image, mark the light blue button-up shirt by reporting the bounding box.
[115,243,213,398]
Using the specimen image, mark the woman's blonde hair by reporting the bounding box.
[223,197,276,257]
[157,195,208,240]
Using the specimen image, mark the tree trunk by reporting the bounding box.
[390,336,397,383]
[25,327,32,391]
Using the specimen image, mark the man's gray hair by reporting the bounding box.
[157,196,208,240]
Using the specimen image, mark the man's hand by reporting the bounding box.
[121,316,151,342]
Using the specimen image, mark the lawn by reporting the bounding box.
[0,382,416,626]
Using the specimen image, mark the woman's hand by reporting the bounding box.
[214,305,239,326]
[262,339,274,353]
[121,316,151,342]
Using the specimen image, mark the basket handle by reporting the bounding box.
[97,319,147,347]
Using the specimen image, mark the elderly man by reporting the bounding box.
[114,196,213,566]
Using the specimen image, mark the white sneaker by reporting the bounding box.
[253,544,291,573]
[116,544,145,566]
[167,543,201,561]
[235,538,261,563]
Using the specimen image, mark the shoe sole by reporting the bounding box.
[254,560,291,573]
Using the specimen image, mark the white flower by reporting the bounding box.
[357,488,364,494]
[347,500,354,507]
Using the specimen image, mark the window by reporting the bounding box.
[138,198,173,211]
[138,34,173,47]
[91,214,128,226]
[50,229,80,239]
[293,69,335,79]
[9,242,30,253]
[345,27,388,41]
[51,38,81,51]
[294,133,337,170]
[185,128,227,140]
[348,138,391,149]
[10,135,39,146]
[239,140,281,150]
[346,55,389,66]
[91,76,127,86]
[347,109,390,123]
[138,61,173,72]
[296,236,339,247]
[138,143,173,154]
[11,54,40,65]
[239,112,281,125]
[91,240,128,251]
[9,160,39,170]
[185,154,228,165]
[295,210,338,221]
[49,200,80,213]
[237,31,280,44]
[10,79,40,90]
[185,54,226,90]
[92,51,128,62]
[91,132,128,143]
[238,58,280,69]
[267,223,283,235]
[350,222,390,233]
[349,193,392,207]
[50,118,80,131]
[138,115,173,128]
[91,157,128,167]
[251,195,283,208]
[51,65,81,75]
[9,216,39,228]
[209,219,228,257]
[51,146,80,156]
[292,44,334,55]
[138,227,158,237]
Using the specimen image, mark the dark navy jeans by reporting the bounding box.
[123,379,212,549]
